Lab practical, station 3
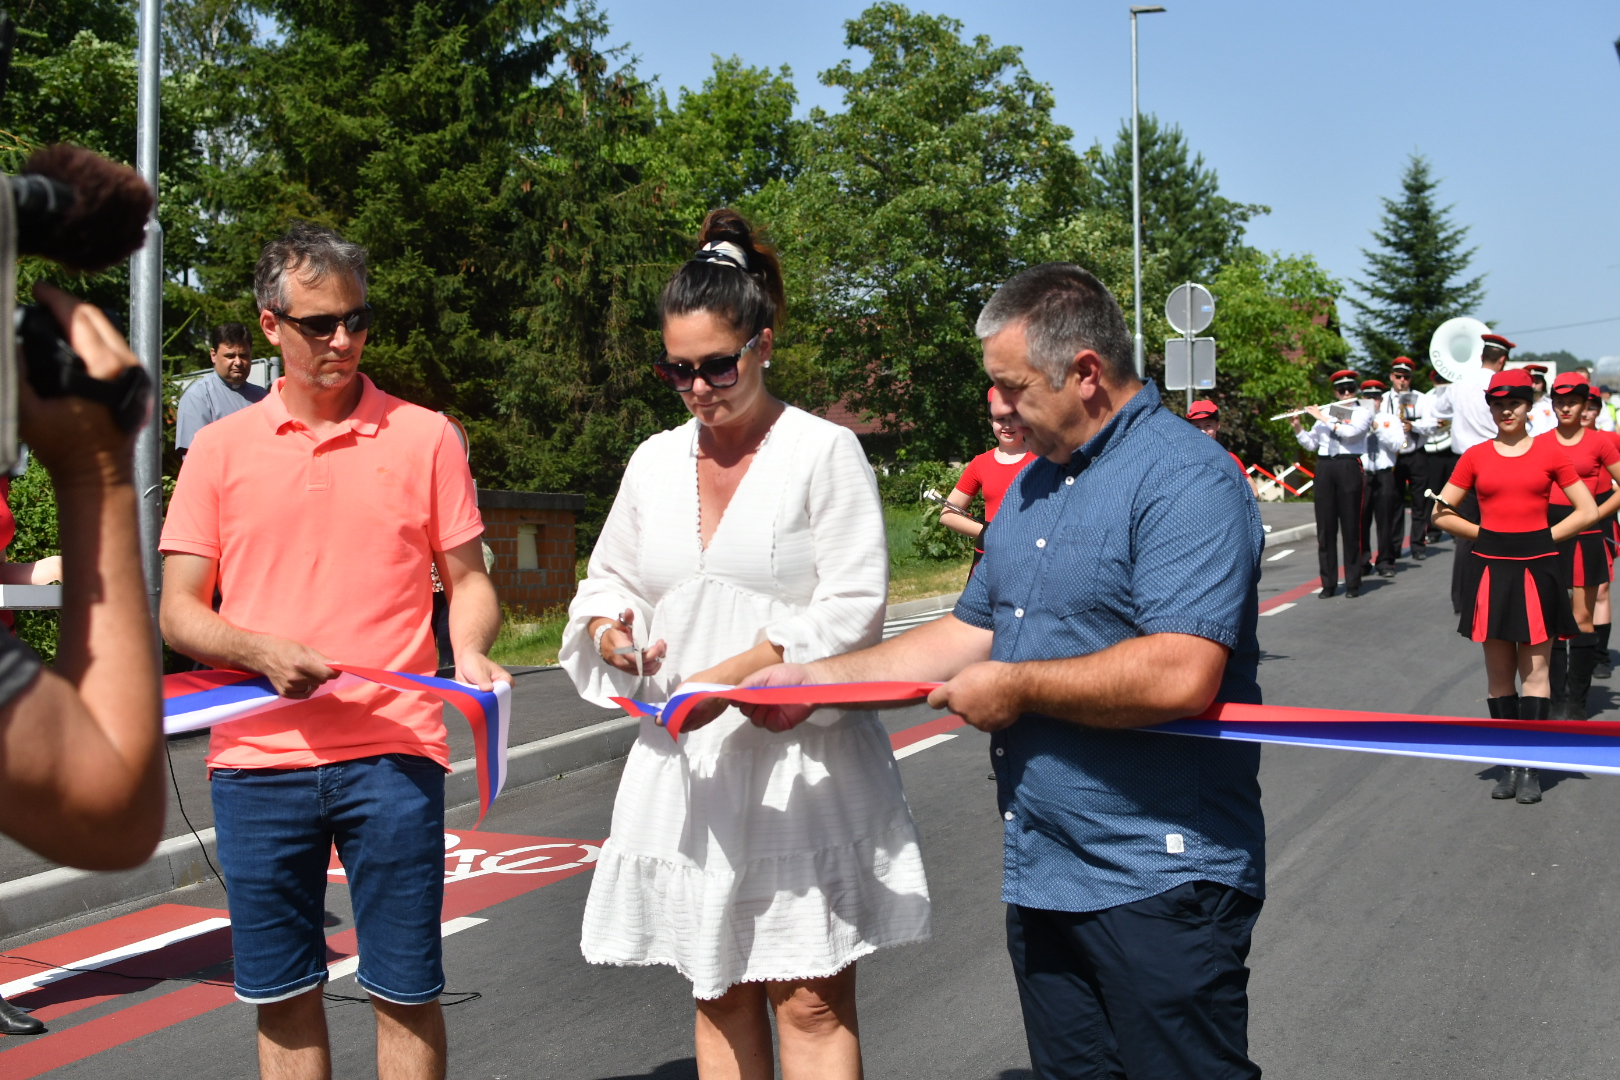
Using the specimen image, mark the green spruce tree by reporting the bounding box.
[1348,154,1485,368]
[1091,113,1268,285]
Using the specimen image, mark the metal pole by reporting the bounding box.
[130,0,164,624]
[1185,283,1195,414]
[1130,12,1144,379]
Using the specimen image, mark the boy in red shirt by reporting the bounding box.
[944,388,1034,568]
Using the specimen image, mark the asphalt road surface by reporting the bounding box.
[8,530,1620,1077]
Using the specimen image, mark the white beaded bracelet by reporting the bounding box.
[593,621,614,658]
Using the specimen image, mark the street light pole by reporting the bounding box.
[130,0,164,627]
[1129,5,1165,380]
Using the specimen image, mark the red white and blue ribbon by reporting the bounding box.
[615,682,1620,774]
[163,666,512,824]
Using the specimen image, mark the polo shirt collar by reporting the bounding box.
[261,373,386,438]
[1066,380,1163,474]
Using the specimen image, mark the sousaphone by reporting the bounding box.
[1428,317,1492,384]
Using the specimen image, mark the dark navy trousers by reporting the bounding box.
[1007,880,1263,1080]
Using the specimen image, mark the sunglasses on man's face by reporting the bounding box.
[653,334,760,393]
[273,304,375,339]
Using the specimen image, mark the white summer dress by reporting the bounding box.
[559,405,932,998]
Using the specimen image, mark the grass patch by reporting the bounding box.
[886,506,972,604]
[489,604,569,668]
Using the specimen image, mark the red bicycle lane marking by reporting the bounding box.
[0,831,599,1078]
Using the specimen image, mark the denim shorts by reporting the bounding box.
[210,753,447,1005]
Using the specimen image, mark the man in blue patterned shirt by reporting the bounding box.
[742,263,1267,1079]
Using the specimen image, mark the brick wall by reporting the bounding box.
[477,490,586,616]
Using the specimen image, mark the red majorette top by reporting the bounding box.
[955,448,1035,543]
[1537,429,1619,505]
[1450,438,1580,531]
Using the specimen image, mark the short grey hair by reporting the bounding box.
[976,263,1136,389]
[253,221,368,313]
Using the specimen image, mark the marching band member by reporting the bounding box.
[1422,367,1456,546]
[1525,363,1557,435]
[1432,368,1597,804]
[1293,370,1372,598]
[1598,385,1618,432]
[1382,358,1438,560]
[1360,379,1404,578]
[1540,373,1620,718]
[1448,335,1514,614]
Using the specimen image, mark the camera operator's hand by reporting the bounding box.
[25,283,139,485]
[0,283,163,871]
[249,636,339,699]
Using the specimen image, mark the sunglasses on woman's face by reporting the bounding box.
[273,304,375,338]
[653,334,760,393]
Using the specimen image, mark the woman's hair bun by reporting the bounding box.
[661,208,786,336]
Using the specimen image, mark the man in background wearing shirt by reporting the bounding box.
[160,223,506,1080]
[174,322,267,456]
[739,263,1267,1080]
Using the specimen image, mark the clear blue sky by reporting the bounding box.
[593,0,1620,364]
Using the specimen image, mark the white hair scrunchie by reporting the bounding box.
[692,240,750,271]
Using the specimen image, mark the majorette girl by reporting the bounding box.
[1432,367,1598,804]
[1539,371,1620,719]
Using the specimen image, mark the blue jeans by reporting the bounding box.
[1007,881,1263,1080]
[211,753,447,1005]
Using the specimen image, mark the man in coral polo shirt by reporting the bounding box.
[159,223,506,1080]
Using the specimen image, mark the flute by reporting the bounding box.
[1269,402,1339,422]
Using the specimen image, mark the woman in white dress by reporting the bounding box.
[560,209,931,1079]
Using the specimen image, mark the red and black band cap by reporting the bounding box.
[1186,399,1218,420]
[1481,333,1516,353]
[1390,357,1415,373]
[1330,369,1359,386]
[1551,371,1592,397]
[1486,368,1534,401]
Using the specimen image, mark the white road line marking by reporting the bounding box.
[1266,548,1296,562]
[894,733,959,759]
[1,917,233,999]
[327,917,488,982]
[1259,602,1296,617]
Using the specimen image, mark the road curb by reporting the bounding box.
[1265,522,1316,547]
[0,713,641,940]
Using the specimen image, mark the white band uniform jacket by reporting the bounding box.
[559,406,931,999]
[1380,390,1439,455]
[1295,402,1373,457]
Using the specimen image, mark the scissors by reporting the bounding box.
[613,644,646,679]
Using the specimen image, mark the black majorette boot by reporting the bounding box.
[1550,639,1570,720]
[1517,696,1550,804]
[1488,695,1520,799]
[1568,634,1600,721]
[0,995,44,1035]
[1596,622,1613,680]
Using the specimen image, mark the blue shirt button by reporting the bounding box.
[1036,538,1046,548]
[1014,608,1024,618]
[1004,810,1015,821]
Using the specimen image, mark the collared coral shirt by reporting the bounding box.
[161,375,484,770]
[956,381,1267,914]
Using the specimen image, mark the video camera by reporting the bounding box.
[0,9,154,471]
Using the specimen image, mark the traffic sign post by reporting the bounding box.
[1164,282,1216,410]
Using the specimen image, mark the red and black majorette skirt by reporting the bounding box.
[1458,528,1577,644]
[1551,503,1614,587]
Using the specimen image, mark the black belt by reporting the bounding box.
[1323,453,1361,458]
